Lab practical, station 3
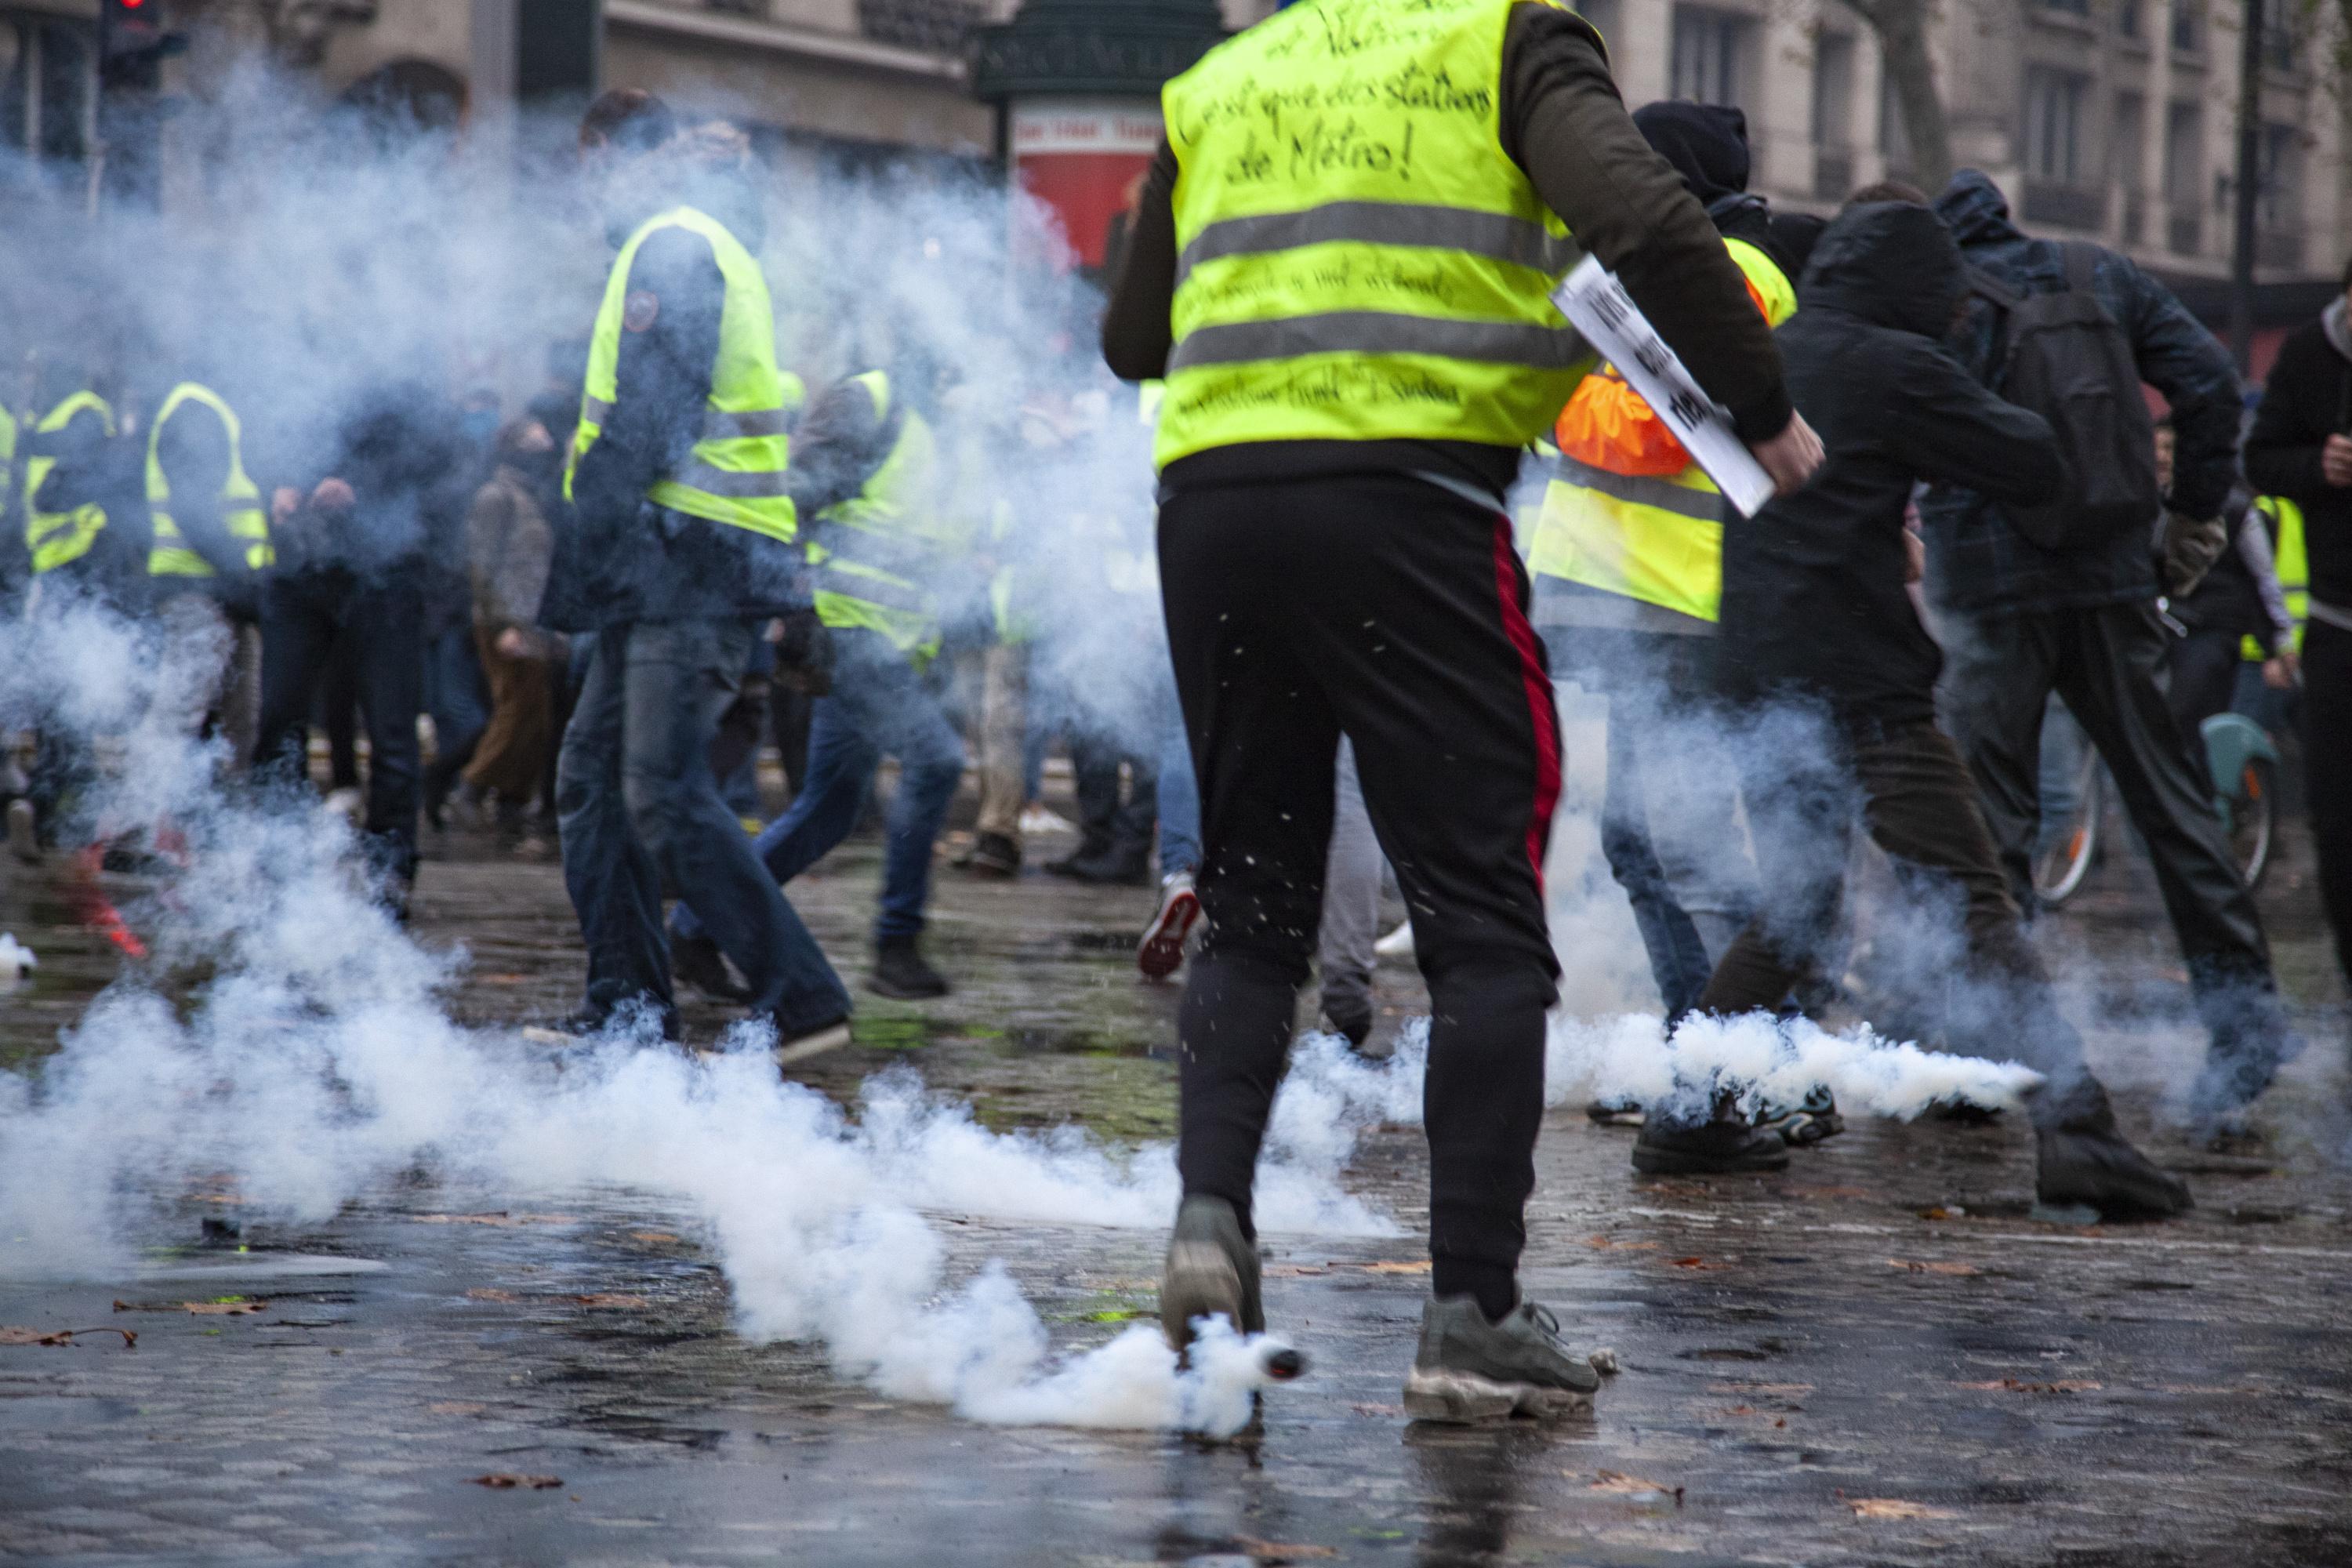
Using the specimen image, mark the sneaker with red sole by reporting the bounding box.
[1137,871,1201,980]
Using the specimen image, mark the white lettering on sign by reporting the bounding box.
[1011,99,1163,158]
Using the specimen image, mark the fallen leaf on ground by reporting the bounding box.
[1231,1537,1338,1562]
[572,1294,649,1309]
[1668,1256,1728,1270]
[1584,1235,1661,1251]
[1590,1471,1684,1504]
[1918,1207,1959,1221]
[1848,1498,1957,1520]
[429,1402,487,1416]
[466,1289,521,1303]
[477,973,531,985]
[183,1300,268,1315]
[0,1326,136,1348]
[1354,1261,1431,1274]
[1261,1264,1330,1278]
[469,1473,561,1490]
[1955,1378,2100,1394]
[1889,1259,1980,1276]
[627,1231,681,1244]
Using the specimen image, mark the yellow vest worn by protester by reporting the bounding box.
[24,390,116,575]
[147,382,275,579]
[1527,236,1795,631]
[566,205,804,543]
[2241,495,2307,660]
[1152,0,1592,470]
[808,370,947,658]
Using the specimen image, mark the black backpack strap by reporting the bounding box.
[2060,239,2100,293]
[1967,265,2020,311]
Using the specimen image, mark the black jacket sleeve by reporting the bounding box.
[1501,4,1790,442]
[2243,326,2343,506]
[1880,338,2068,507]
[2118,258,2240,521]
[1100,142,1180,383]
[570,227,726,537]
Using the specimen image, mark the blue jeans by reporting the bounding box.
[557,619,844,1035]
[424,622,489,768]
[1156,680,1201,877]
[675,629,965,956]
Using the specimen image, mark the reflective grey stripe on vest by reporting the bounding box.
[1177,202,1580,285]
[671,462,792,499]
[582,395,614,424]
[702,407,792,440]
[1550,455,1724,523]
[1169,310,1584,373]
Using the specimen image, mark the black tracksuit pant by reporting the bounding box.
[1159,472,1562,1317]
[2305,619,2352,993]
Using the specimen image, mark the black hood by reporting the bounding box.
[1798,200,1964,338]
[1933,168,2021,249]
[1631,101,1751,205]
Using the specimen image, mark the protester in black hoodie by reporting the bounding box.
[1679,201,2190,1218]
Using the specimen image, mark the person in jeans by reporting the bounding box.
[1925,170,2297,1134]
[669,365,967,1007]
[542,114,851,1059]
[1683,198,2189,1216]
[2243,256,2352,1004]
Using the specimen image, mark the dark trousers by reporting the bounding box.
[556,619,823,1031]
[2168,625,2244,738]
[464,630,558,803]
[1068,728,1158,865]
[1160,474,1560,1308]
[1702,719,2103,1130]
[256,568,424,887]
[1938,598,2293,1102]
[2304,619,2352,992]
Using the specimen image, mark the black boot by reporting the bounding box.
[1632,1115,1790,1175]
[672,930,752,1002]
[869,936,949,1000]
[2035,1091,2192,1220]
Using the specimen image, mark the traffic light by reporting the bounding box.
[100,0,183,93]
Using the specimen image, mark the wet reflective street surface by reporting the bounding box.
[2,797,2347,1566]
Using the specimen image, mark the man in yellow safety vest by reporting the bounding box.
[1102,0,1817,1417]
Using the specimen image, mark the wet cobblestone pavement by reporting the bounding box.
[2,783,2348,1566]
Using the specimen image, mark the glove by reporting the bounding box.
[2158,510,2227,600]
[772,608,833,697]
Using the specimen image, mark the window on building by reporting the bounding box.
[2258,122,2301,230]
[1878,67,1913,176]
[1670,5,1750,108]
[2169,0,2201,53]
[2118,0,2143,37]
[2163,100,2201,201]
[0,17,91,170]
[1812,33,1854,145]
[2256,0,2296,68]
[2024,67,2089,186]
[2043,0,2089,16]
[2111,93,2145,185]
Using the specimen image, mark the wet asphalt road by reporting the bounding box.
[0,775,2347,1567]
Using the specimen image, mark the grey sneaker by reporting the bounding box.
[1158,1195,1263,1353]
[1403,1295,1601,1423]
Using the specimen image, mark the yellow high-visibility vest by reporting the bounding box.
[147,382,274,578]
[24,391,116,575]
[808,371,946,657]
[1152,0,1593,470]
[567,205,804,542]
[1527,236,1797,626]
[2242,495,2307,660]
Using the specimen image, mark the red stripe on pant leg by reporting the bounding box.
[1492,517,1561,889]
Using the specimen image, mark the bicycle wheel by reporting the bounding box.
[2227,756,2277,891]
[2033,753,2103,907]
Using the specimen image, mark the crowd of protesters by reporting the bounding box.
[0,85,2343,1233]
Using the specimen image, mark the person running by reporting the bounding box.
[1102,0,1817,1420]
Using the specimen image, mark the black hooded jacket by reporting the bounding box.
[1719,201,2065,735]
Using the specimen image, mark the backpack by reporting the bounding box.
[1973,242,2159,551]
